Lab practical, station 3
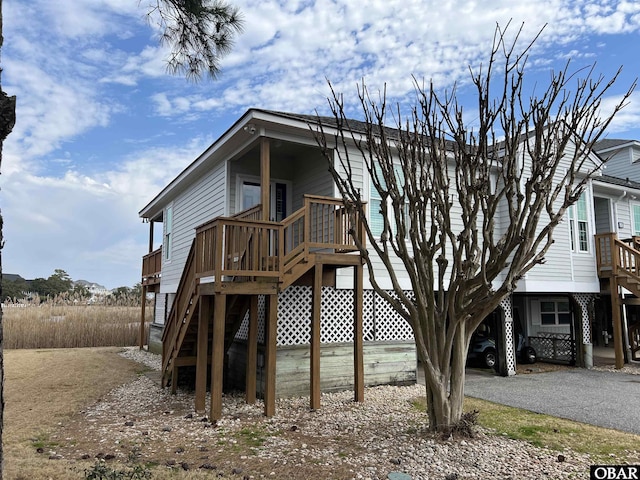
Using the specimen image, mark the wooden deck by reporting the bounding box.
[142,195,366,420]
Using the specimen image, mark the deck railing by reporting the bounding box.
[595,232,640,283]
[194,195,363,285]
[232,203,263,221]
[142,247,162,285]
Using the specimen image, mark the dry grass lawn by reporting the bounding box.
[4,348,640,480]
[4,348,142,479]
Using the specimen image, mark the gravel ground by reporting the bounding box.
[65,347,602,480]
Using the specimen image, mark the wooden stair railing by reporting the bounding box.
[162,239,199,386]
[595,233,640,297]
[160,196,366,392]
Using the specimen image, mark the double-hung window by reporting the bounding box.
[164,205,173,261]
[632,204,640,236]
[540,299,571,326]
[569,193,589,252]
[369,163,407,239]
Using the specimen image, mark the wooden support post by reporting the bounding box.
[195,296,211,413]
[310,264,322,410]
[245,295,259,404]
[210,294,226,420]
[148,219,155,253]
[139,284,147,350]
[354,263,364,402]
[264,294,278,417]
[260,137,270,221]
[171,363,178,394]
[610,277,625,369]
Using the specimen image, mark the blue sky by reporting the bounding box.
[2,0,640,289]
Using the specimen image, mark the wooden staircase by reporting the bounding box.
[160,195,365,391]
[595,233,640,362]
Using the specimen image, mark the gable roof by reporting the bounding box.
[595,138,640,153]
[139,108,606,219]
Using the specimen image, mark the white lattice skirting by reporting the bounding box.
[235,286,414,346]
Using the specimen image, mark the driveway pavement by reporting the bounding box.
[464,368,640,435]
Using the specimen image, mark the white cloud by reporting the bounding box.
[3,61,113,174]
[1,137,209,289]
[4,0,640,289]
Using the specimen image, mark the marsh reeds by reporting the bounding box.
[3,292,153,349]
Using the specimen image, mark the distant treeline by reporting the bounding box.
[2,269,141,303]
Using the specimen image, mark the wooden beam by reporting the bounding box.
[210,294,226,420]
[354,263,364,402]
[245,295,258,404]
[610,277,625,369]
[139,284,147,350]
[195,296,211,413]
[310,264,322,410]
[260,137,270,221]
[264,294,278,417]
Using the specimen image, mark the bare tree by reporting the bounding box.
[150,0,244,80]
[316,25,634,433]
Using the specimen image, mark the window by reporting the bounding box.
[540,300,571,326]
[242,181,261,210]
[164,205,173,261]
[569,193,589,252]
[369,164,407,239]
[632,204,640,236]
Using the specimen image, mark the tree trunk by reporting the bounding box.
[420,331,467,433]
[0,0,17,476]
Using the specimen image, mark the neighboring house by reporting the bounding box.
[592,141,640,365]
[596,139,640,184]
[139,109,640,419]
[74,280,112,299]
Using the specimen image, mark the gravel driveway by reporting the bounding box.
[464,367,640,434]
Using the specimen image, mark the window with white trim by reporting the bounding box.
[369,164,407,239]
[540,299,571,326]
[569,193,589,252]
[164,205,173,261]
[632,204,640,236]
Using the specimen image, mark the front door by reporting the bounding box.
[593,196,613,234]
[240,178,290,221]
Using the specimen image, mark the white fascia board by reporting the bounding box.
[592,179,640,196]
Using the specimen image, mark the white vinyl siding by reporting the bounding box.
[160,162,227,292]
[598,147,640,182]
[510,139,600,292]
[291,150,335,211]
